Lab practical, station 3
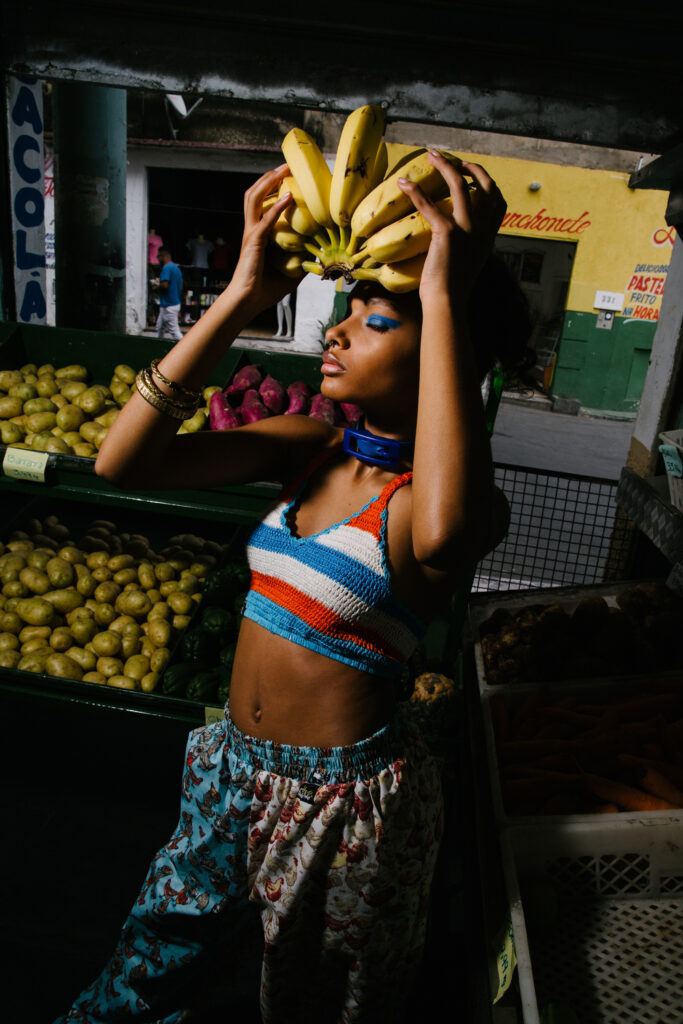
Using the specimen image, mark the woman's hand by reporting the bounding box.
[229,163,302,316]
[397,151,506,302]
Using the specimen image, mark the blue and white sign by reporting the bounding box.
[6,75,47,323]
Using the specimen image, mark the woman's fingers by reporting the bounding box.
[243,162,290,226]
[396,175,457,234]
[426,149,473,229]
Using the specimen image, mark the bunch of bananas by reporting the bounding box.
[268,105,459,293]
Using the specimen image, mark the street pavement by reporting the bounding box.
[491,401,635,481]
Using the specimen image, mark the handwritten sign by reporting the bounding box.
[594,290,624,311]
[2,446,49,482]
[493,916,517,1002]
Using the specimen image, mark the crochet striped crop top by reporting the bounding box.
[243,451,427,679]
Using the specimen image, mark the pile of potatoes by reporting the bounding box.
[0,513,229,691]
[0,362,212,457]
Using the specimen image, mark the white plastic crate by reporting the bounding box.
[501,819,683,1023]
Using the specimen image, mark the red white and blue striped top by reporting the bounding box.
[243,452,427,679]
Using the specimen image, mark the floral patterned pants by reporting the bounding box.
[56,706,443,1023]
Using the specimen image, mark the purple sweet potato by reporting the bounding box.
[340,402,362,425]
[209,390,241,430]
[284,380,312,415]
[224,364,262,401]
[238,388,269,423]
[309,393,336,425]
[258,374,286,414]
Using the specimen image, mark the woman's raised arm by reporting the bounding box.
[398,152,509,573]
[95,165,326,491]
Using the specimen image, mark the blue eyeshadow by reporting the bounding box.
[365,314,402,329]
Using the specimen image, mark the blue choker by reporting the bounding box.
[343,423,414,470]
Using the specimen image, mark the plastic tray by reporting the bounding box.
[479,671,683,827]
[468,582,644,696]
[0,492,244,722]
[501,817,683,1023]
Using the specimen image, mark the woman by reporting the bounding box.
[58,150,520,1023]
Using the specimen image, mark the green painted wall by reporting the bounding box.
[551,310,656,416]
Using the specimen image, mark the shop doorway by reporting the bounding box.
[494,236,576,393]
[146,166,289,337]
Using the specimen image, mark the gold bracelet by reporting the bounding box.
[149,359,203,402]
[140,367,199,410]
[135,371,199,420]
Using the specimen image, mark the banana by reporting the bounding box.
[357,197,453,264]
[350,149,459,244]
[281,127,334,230]
[329,105,386,229]
[367,142,388,191]
[268,249,305,279]
[353,254,426,293]
[271,226,312,254]
[278,175,320,238]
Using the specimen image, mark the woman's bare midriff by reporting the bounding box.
[228,618,400,747]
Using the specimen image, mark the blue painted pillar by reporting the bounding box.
[52,82,126,332]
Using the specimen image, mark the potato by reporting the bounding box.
[66,646,97,671]
[167,591,194,616]
[140,671,159,693]
[147,619,172,648]
[17,567,50,595]
[107,674,139,690]
[74,387,106,416]
[0,611,22,633]
[93,603,117,627]
[95,407,119,428]
[137,561,157,590]
[148,601,170,622]
[120,633,141,659]
[123,654,150,681]
[26,549,53,571]
[3,580,29,599]
[34,376,59,398]
[115,590,152,620]
[55,404,87,431]
[0,650,21,668]
[79,421,101,443]
[70,616,98,645]
[15,597,55,626]
[108,614,136,634]
[94,580,121,605]
[0,396,24,419]
[150,647,170,673]
[176,573,200,595]
[86,551,110,570]
[5,540,32,553]
[172,614,192,631]
[18,648,51,672]
[72,442,96,458]
[48,627,73,652]
[18,624,51,644]
[140,636,156,659]
[0,632,20,651]
[26,411,57,433]
[113,363,136,385]
[74,566,97,597]
[23,397,57,416]
[91,630,122,657]
[91,566,112,583]
[146,588,162,605]
[82,670,107,684]
[0,553,28,579]
[55,364,88,381]
[96,656,123,678]
[61,430,82,448]
[0,370,24,391]
[51,394,68,410]
[0,421,25,444]
[45,556,74,588]
[154,562,176,583]
[43,437,72,454]
[21,635,52,655]
[44,652,82,680]
[113,568,138,586]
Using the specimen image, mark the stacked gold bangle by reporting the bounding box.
[135,366,201,421]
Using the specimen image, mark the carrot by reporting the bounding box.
[618,754,683,793]
[508,690,548,737]
[593,802,619,814]
[656,714,683,767]
[538,707,599,730]
[580,771,678,812]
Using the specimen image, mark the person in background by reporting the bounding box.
[155,247,184,341]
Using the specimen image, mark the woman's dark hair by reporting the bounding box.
[348,255,532,381]
[467,253,533,380]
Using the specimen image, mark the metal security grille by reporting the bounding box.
[472,463,634,592]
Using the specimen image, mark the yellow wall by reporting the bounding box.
[385,145,673,321]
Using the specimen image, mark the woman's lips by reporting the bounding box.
[321,353,345,375]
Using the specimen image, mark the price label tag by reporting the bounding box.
[493,916,517,1003]
[659,444,683,479]
[2,447,49,482]
[204,705,224,726]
